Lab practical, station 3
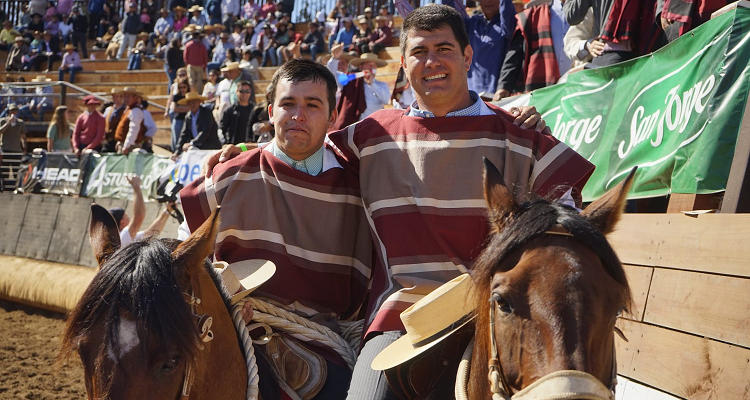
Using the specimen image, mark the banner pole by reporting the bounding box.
[720,89,750,213]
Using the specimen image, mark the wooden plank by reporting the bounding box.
[622,265,653,322]
[616,376,683,400]
[721,76,750,212]
[643,268,750,348]
[615,319,750,399]
[665,193,721,213]
[609,213,750,277]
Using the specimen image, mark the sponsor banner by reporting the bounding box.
[15,152,86,195]
[81,153,175,199]
[497,6,750,201]
[172,149,216,185]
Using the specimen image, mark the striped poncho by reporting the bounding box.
[327,104,595,338]
[180,146,373,321]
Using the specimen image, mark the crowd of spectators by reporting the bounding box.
[0,0,729,158]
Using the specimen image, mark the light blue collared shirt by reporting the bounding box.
[550,0,571,77]
[408,91,484,118]
[267,141,325,176]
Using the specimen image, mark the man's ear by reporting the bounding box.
[400,54,406,71]
[267,102,274,120]
[464,44,473,72]
[328,107,338,128]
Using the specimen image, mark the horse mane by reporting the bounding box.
[469,198,633,397]
[59,237,230,371]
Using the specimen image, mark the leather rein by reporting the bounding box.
[484,226,618,400]
[180,290,216,400]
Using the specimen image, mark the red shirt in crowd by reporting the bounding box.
[183,39,208,67]
[72,110,106,150]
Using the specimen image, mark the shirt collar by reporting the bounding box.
[408,91,483,118]
[268,141,325,176]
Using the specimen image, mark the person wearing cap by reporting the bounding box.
[184,28,208,94]
[58,43,82,82]
[329,50,391,128]
[332,16,355,52]
[115,87,149,154]
[72,95,106,155]
[19,76,54,121]
[0,104,27,154]
[70,6,89,58]
[0,20,21,51]
[5,36,27,71]
[117,3,143,59]
[180,59,372,398]
[207,31,234,71]
[189,5,207,26]
[102,88,126,152]
[174,91,221,157]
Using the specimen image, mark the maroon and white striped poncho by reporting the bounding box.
[326,104,595,338]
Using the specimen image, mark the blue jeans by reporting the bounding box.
[59,66,83,83]
[127,53,142,70]
[171,115,184,152]
[262,47,277,67]
[18,104,53,121]
[164,63,177,93]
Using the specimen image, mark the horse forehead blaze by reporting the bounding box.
[107,315,141,361]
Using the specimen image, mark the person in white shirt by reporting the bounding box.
[328,49,391,121]
[109,175,177,247]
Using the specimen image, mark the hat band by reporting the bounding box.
[410,312,473,348]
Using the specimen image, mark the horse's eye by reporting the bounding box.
[492,294,513,315]
[162,355,181,372]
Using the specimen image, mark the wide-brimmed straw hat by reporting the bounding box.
[110,87,124,95]
[188,5,204,12]
[64,43,75,50]
[122,86,144,97]
[220,61,241,72]
[14,36,24,42]
[173,5,186,12]
[213,23,225,30]
[371,274,477,371]
[214,260,276,304]
[31,75,52,82]
[7,103,19,111]
[177,91,209,104]
[349,52,387,68]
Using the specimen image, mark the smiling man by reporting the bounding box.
[179,59,373,399]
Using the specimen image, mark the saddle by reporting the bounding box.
[260,332,328,400]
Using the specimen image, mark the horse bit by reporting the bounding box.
[180,290,215,400]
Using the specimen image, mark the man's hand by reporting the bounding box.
[127,175,142,188]
[510,106,550,134]
[660,16,674,31]
[331,42,344,59]
[202,144,241,177]
[586,39,605,58]
[492,89,511,102]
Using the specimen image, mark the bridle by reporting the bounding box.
[483,227,618,400]
[180,290,216,400]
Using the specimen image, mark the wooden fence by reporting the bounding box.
[610,213,750,399]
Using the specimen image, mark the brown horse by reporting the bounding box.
[59,205,280,400]
[463,160,635,399]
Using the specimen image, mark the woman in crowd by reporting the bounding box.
[127,32,149,70]
[46,105,73,152]
[168,77,190,152]
[201,68,220,104]
[165,37,185,92]
[273,21,291,66]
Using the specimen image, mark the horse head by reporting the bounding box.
[468,159,635,399]
[60,205,247,400]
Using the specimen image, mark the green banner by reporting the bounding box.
[502,5,750,201]
[81,153,175,199]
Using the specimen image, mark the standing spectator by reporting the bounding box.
[174,91,222,156]
[102,88,126,152]
[88,0,106,40]
[0,20,21,51]
[28,0,48,20]
[143,0,159,31]
[206,0,222,25]
[221,0,240,26]
[296,21,326,61]
[117,3,142,59]
[20,76,54,121]
[0,104,27,154]
[59,13,73,44]
[188,5,207,26]
[154,8,173,38]
[220,80,254,144]
[494,0,571,100]
[169,77,191,151]
[330,51,390,128]
[366,16,393,54]
[70,7,89,59]
[184,30,208,93]
[58,43,82,82]
[115,87,148,154]
[127,32,149,70]
[140,99,157,152]
[450,0,516,97]
[47,106,73,152]
[72,95,106,155]
[563,8,596,70]
[165,37,185,91]
[563,0,633,67]
[220,61,243,108]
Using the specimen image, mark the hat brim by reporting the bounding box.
[123,90,144,97]
[350,58,388,68]
[177,95,208,105]
[371,314,475,371]
[221,259,276,304]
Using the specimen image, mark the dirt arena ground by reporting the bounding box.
[0,299,86,399]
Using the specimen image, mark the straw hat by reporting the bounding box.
[213,23,226,30]
[7,103,19,111]
[110,87,124,95]
[375,15,388,22]
[349,52,387,68]
[173,5,186,12]
[122,86,144,97]
[177,91,209,104]
[138,32,149,38]
[188,5,204,12]
[31,75,52,82]
[220,61,241,72]
[214,260,276,304]
[64,43,75,50]
[371,274,477,371]
[364,7,373,13]
[14,36,24,42]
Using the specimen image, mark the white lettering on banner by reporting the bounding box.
[618,75,715,159]
[552,114,603,151]
[31,166,81,183]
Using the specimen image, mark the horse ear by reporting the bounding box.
[89,204,122,269]
[581,167,637,235]
[172,206,221,268]
[483,158,516,231]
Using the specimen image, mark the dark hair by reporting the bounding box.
[399,4,469,56]
[267,58,337,117]
[108,207,125,228]
[238,80,252,89]
[177,77,191,91]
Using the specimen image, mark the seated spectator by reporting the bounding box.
[58,43,82,82]
[25,13,45,39]
[168,76,190,151]
[257,23,276,66]
[188,5,206,26]
[273,21,292,65]
[353,17,372,54]
[230,23,244,48]
[95,25,116,49]
[173,5,189,31]
[70,7,89,59]
[202,68,220,102]
[57,0,74,18]
[5,36,27,71]
[154,34,169,59]
[22,31,45,71]
[260,0,276,19]
[29,0,47,20]
[207,32,234,71]
[173,91,222,157]
[293,21,326,61]
[0,20,21,51]
[154,8,173,38]
[140,99,157,152]
[367,15,392,54]
[359,6,375,30]
[19,76,54,121]
[47,106,73,152]
[59,13,73,44]
[127,32,149,70]
[39,30,61,72]
[105,27,123,59]
[239,47,260,81]
[378,5,394,29]
[98,2,121,38]
[44,13,60,36]
[43,2,58,24]
[333,17,355,52]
